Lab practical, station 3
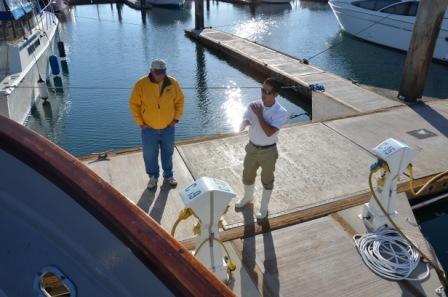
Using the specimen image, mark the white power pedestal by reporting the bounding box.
[362,138,415,232]
[179,177,236,282]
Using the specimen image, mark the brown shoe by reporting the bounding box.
[165,177,178,187]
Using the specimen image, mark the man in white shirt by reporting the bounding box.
[235,78,289,219]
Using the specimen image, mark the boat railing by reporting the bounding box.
[36,0,57,31]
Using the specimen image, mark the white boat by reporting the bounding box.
[328,0,448,62]
[0,0,59,124]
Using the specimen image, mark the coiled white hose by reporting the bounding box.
[354,228,430,281]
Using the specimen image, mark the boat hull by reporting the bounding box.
[328,0,448,62]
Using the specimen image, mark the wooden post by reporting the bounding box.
[398,0,448,101]
[195,0,204,30]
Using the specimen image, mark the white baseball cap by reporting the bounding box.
[151,59,167,70]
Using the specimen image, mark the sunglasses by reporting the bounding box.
[153,69,166,76]
[261,87,274,95]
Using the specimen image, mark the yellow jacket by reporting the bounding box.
[129,75,184,129]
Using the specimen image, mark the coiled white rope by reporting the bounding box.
[354,228,430,281]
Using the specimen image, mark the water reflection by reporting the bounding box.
[297,1,331,11]
[234,17,277,40]
[222,81,246,132]
[28,90,71,145]
[116,2,123,22]
[141,10,147,25]
[230,2,292,18]
[148,6,191,26]
[325,32,448,98]
[255,3,292,15]
[42,101,53,121]
[194,44,211,126]
[55,7,76,24]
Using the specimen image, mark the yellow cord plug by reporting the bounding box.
[227,260,237,272]
[171,208,194,236]
[193,222,201,235]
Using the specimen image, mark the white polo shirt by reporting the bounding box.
[243,100,288,146]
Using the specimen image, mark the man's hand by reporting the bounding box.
[239,120,250,132]
[168,120,177,127]
[140,124,149,129]
[250,102,263,118]
[250,102,278,137]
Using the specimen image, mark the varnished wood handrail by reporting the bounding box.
[0,115,235,297]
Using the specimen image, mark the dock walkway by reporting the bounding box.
[84,99,448,296]
[185,29,403,121]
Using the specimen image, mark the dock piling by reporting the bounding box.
[398,0,448,102]
[195,0,204,30]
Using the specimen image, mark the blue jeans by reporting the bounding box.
[141,126,175,179]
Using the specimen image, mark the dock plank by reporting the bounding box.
[177,122,375,228]
[84,150,196,241]
[325,102,448,179]
[186,29,402,118]
[243,217,405,297]
[335,193,444,296]
[80,104,448,296]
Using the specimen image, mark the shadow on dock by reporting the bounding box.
[137,184,173,223]
[236,207,280,297]
[409,102,448,138]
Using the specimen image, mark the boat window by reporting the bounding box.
[381,2,420,16]
[27,43,35,55]
[40,272,71,297]
[0,20,21,41]
[352,0,398,11]
[0,10,36,42]
[0,18,29,42]
[28,38,41,55]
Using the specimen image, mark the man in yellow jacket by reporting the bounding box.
[129,59,184,189]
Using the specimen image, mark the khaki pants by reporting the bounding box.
[242,142,279,190]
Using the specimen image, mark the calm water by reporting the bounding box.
[414,198,448,270]
[26,1,448,270]
[27,1,448,158]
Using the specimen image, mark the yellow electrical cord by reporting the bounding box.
[171,208,196,237]
[407,164,448,197]
[194,237,237,272]
[368,165,448,288]
[171,208,237,277]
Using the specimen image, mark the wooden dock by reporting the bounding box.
[81,25,448,293]
[185,28,403,122]
[84,99,448,296]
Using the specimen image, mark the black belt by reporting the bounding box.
[249,141,276,149]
